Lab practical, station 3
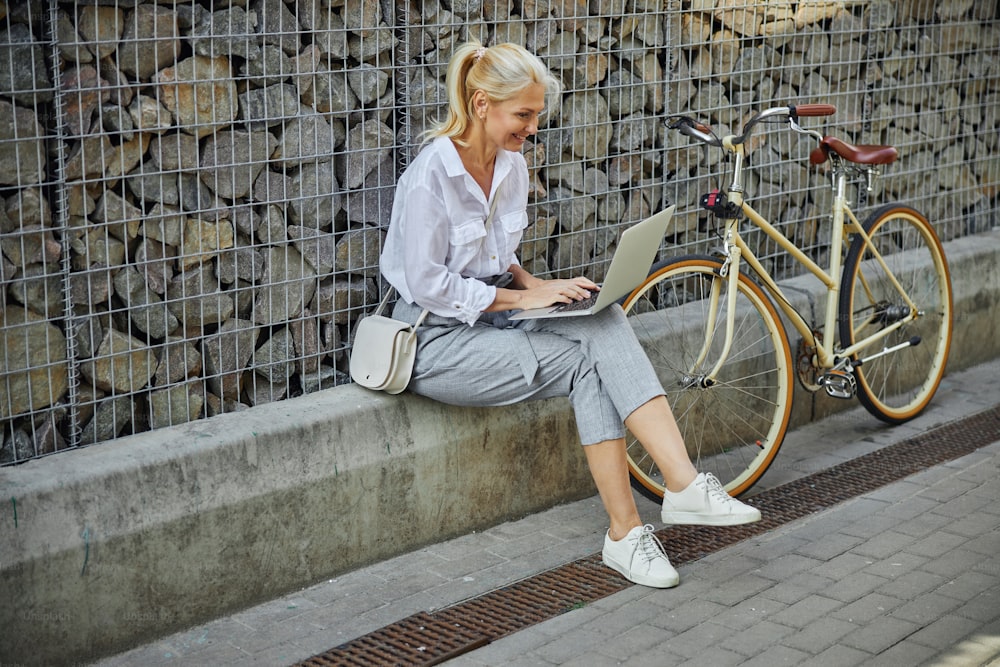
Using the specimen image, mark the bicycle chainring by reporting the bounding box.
[796,333,823,393]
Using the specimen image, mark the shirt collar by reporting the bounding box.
[437,136,515,200]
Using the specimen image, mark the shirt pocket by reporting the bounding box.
[447,217,488,268]
[499,209,529,260]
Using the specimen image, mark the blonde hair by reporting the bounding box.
[424,41,561,145]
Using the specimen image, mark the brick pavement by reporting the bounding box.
[95,358,1000,667]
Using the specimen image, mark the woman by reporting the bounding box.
[380,41,760,588]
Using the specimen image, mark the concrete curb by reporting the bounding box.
[2,228,998,665]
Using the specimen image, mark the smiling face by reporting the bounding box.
[480,83,546,152]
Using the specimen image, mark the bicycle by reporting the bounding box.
[623,104,953,500]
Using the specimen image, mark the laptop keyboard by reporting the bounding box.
[552,293,599,313]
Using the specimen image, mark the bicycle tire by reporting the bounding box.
[838,204,952,424]
[622,255,794,499]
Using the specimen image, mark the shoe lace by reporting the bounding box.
[701,473,737,505]
[633,524,668,564]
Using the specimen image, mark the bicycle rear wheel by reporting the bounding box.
[622,255,793,499]
[838,204,952,424]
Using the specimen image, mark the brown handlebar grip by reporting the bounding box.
[792,104,837,117]
[694,121,711,133]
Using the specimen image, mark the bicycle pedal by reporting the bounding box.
[818,369,856,399]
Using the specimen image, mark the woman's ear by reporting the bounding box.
[472,90,489,120]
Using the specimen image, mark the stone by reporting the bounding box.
[6,187,52,228]
[179,218,236,270]
[239,84,300,128]
[62,66,111,136]
[200,130,279,200]
[153,336,202,387]
[288,160,342,229]
[0,100,45,185]
[310,276,376,324]
[0,24,53,105]
[335,120,395,189]
[251,0,300,55]
[93,190,143,242]
[80,327,156,394]
[142,204,186,247]
[166,265,236,328]
[134,236,176,295]
[252,245,317,325]
[253,327,297,382]
[347,64,390,105]
[149,384,204,429]
[191,6,258,60]
[155,55,239,139]
[113,266,179,339]
[345,155,395,227]
[241,44,293,85]
[129,94,173,134]
[150,132,200,172]
[70,230,126,271]
[2,223,60,269]
[274,108,338,166]
[78,5,123,59]
[335,226,383,279]
[563,90,612,160]
[289,225,337,273]
[7,265,62,319]
[79,396,132,446]
[202,318,260,401]
[56,10,92,64]
[117,4,182,80]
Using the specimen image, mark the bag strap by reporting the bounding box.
[377,195,501,330]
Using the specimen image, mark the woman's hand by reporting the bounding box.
[488,275,599,312]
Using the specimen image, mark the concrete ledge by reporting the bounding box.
[2,228,998,665]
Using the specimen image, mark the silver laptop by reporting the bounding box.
[509,205,675,321]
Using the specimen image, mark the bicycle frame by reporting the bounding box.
[698,136,921,384]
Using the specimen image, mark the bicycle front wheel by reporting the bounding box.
[622,255,794,499]
[838,204,952,424]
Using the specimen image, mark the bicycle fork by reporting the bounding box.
[688,222,744,388]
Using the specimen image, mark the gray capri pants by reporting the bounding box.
[391,298,666,446]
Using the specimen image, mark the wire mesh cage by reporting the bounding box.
[1,0,997,464]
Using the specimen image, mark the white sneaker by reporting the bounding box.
[661,472,762,526]
[602,524,679,588]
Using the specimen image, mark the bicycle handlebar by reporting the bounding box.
[671,104,837,149]
[789,104,836,117]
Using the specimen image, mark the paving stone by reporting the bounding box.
[807,643,871,666]
[868,639,940,666]
[851,530,920,560]
[822,572,890,603]
[875,569,949,600]
[840,615,922,654]
[935,570,1000,602]
[718,619,796,657]
[891,591,966,625]
[779,616,858,653]
[831,592,906,624]
[907,613,987,651]
[769,594,843,629]
[699,573,775,606]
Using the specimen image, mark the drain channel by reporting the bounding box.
[297,406,1000,667]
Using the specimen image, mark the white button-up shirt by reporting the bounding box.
[380,136,530,325]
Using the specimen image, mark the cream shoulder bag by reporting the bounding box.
[349,198,498,394]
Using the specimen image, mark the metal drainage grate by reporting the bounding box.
[297,406,1000,666]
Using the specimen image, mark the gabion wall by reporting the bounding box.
[1,0,997,464]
